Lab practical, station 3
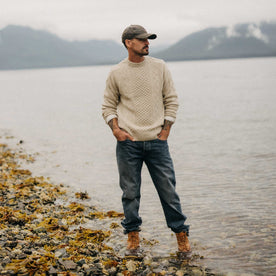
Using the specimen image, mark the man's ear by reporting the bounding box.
[125,39,132,49]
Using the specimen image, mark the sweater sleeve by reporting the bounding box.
[102,70,119,123]
[162,63,179,122]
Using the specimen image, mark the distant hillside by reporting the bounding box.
[0,22,276,70]
[154,22,276,61]
[0,25,126,70]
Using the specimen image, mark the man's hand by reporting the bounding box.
[157,120,173,140]
[157,129,170,140]
[108,118,134,141]
[113,128,134,141]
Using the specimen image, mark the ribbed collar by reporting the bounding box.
[126,57,147,67]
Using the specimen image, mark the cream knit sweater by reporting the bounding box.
[102,56,179,141]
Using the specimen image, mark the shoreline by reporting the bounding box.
[0,140,222,276]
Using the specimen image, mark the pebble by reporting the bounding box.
[82,264,90,270]
[2,256,11,265]
[17,253,27,259]
[191,267,205,276]
[77,259,86,266]
[126,260,136,272]
[48,266,58,274]
[176,270,184,276]
[55,248,67,258]
[59,260,77,270]
[153,268,163,274]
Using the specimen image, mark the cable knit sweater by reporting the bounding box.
[102,56,179,141]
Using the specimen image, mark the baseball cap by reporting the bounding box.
[122,25,157,44]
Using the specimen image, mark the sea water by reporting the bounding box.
[0,57,275,275]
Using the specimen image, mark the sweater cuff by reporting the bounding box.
[106,114,117,124]
[164,116,176,123]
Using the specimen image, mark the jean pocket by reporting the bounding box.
[118,139,129,143]
[156,138,167,142]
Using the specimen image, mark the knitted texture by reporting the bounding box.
[102,56,179,141]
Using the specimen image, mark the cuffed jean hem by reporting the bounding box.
[123,227,141,235]
[171,225,190,236]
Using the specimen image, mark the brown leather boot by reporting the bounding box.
[127,231,140,251]
[176,232,191,252]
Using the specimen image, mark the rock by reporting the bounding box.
[84,267,102,275]
[21,230,32,236]
[34,226,47,234]
[15,234,24,240]
[59,259,77,270]
[168,266,177,273]
[153,268,163,274]
[0,249,10,258]
[77,259,86,266]
[17,253,27,259]
[54,248,67,258]
[150,261,160,269]
[17,240,29,247]
[82,264,99,275]
[2,256,11,265]
[48,265,58,275]
[176,270,185,276]
[12,248,22,255]
[61,218,67,225]
[82,264,90,270]
[143,256,152,265]
[23,249,32,255]
[4,240,18,249]
[191,267,204,276]
[126,260,136,272]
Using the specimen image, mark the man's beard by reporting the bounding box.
[134,47,149,57]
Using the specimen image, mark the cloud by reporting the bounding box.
[226,23,269,43]
[246,24,269,43]
[226,25,241,38]
[207,34,224,50]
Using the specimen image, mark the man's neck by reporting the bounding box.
[128,54,145,63]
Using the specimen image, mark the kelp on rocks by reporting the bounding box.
[0,142,221,276]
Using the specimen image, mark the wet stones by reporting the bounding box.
[58,259,78,270]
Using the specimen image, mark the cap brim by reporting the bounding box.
[135,33,157,40]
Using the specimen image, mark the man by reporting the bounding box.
[102,25,190,255]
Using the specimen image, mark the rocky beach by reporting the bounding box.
[0,139,222,276]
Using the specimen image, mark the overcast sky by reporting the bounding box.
[1,0,276,45]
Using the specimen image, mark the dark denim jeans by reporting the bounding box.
[116,139,189,235]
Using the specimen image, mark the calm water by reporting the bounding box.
[1,58,276,275]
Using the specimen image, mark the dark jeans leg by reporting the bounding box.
[116,140,143,233]
[145,140,189,234]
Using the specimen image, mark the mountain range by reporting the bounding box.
[154,22,276,61]
[0,22,275,70]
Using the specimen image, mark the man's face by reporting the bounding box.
[127,38,150,56]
